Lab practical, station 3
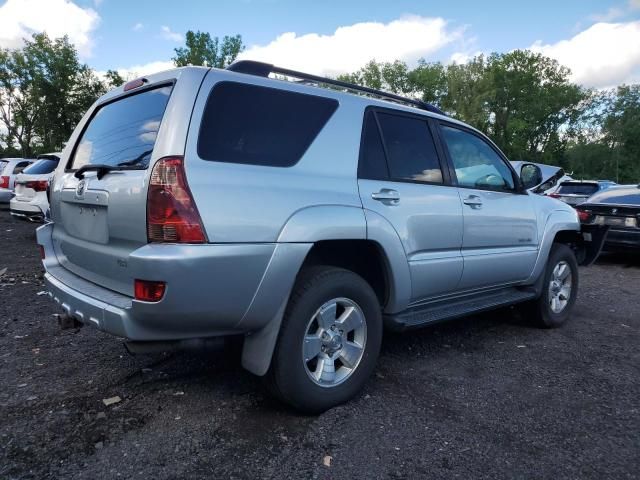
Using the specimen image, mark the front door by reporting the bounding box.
[358,109,464,302]
[438,123,538,291]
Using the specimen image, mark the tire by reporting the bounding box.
[265,266,383,414]
[521,243,579,328]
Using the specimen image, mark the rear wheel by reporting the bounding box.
[266,266,382,413]
[521,243,579,328]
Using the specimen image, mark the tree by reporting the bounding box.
[0,33,109,155]
[104,69,124,89]
[173,31,244,68]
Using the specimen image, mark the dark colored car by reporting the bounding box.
[576,184,640,251]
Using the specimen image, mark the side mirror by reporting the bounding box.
[520,163,543,190]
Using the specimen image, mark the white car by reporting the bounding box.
[10,153,60,222]
[0,158,34,206]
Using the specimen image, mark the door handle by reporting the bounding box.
[371,189,400,204]
[463,195,483,208]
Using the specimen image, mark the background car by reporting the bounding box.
[0,158,34,207]
[510,161,572,195]
[10,153,60,222]
[548,180,616,206]
[577,184,640,251]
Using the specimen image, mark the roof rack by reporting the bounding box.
[227,60,445,115]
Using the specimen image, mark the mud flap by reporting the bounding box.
[578,225,610,266]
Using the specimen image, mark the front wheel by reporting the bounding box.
[266,266,382,413]
[520,243,579,328]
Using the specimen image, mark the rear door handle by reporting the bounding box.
[371,189,400,204]
[463,194,483,208]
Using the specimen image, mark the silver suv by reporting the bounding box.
[37,61,604,413]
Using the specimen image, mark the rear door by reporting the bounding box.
[50,69,208,296]
[437,122,538,290]
[358,108,464,302]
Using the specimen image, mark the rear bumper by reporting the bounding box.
[0,188,13,204]
[10,198,45,221]
[605,228,640,249]
[37,222,312,341]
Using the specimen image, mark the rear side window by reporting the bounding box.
[24,158,59,174]
[376,112,443,184]
[69,85,173,170]
[558,183,598,195]
[198,82,338,167]
[13,161,30,174]
[0,161,7,175]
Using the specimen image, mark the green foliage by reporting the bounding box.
[173,31,244,68]
[0,33,108,156]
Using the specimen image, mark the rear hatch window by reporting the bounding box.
[69,85,173,170]
[24,158,59,175]
[0,160,7,175]
[558,183,599,195]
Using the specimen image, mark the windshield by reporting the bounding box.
[558,183,599,195]
[23,158,59,175]
[69,85,173,170]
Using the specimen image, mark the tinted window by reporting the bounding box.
[13,161,30,174]
[558,183,598,195]
[198,82,338,167]
[24,158,59,174]
[0,161,7,175]
[441,125,515,191]
[358,111,388,179]
[69,85,173,170]
[377,113,443,183]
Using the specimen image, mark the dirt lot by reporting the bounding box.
[1,211,639,480]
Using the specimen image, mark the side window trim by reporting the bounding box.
[359,106,452,186]
[436,120,523,194]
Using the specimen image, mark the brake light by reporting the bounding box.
[147,156,206,243]
[0,176,8,189]
[39,245,45,260]
[134,279,166,302]
[124,78,147,92]
[576,208,592,222]
[548,193,560,198]
[26,180,48,192]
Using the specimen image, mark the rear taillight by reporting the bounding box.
[576,208,592,222]
[26,180,48,192]
[0,176,8,189]
[39,245,45,260]
[134,279,166,302]
[548,193,560,198]
[146,156,206,243]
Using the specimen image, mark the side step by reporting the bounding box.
[385,287,538,331]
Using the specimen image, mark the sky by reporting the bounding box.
[0,0,639,89]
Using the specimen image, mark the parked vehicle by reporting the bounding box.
[510,161,571,195]
[36,61,606,413]
[0,158,34,206]
[548,180,616,206]
[10,153,60,222]
[576,184,640,251]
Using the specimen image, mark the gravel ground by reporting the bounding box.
[1,211,639,480]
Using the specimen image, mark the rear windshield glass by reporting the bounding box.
[69,85,173,170]
[558,183,598,195]
[23,158,59,174]
[198,82,338,167]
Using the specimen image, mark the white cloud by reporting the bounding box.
[108,60,175,80]
[160,25,182,42]
[132,22,144,32]
[238,15,463,76]
[0,0,99,56]
[530,21,640,88]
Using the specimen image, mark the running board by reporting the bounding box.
[385,287,538,331]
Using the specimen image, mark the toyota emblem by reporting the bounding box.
[76,179,86,197]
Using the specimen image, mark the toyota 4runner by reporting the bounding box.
[37,61,605,413]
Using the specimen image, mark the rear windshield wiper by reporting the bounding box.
[73,162,147,180]
[74,164,118,180]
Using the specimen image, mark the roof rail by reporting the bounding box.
[227,60,445,115]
